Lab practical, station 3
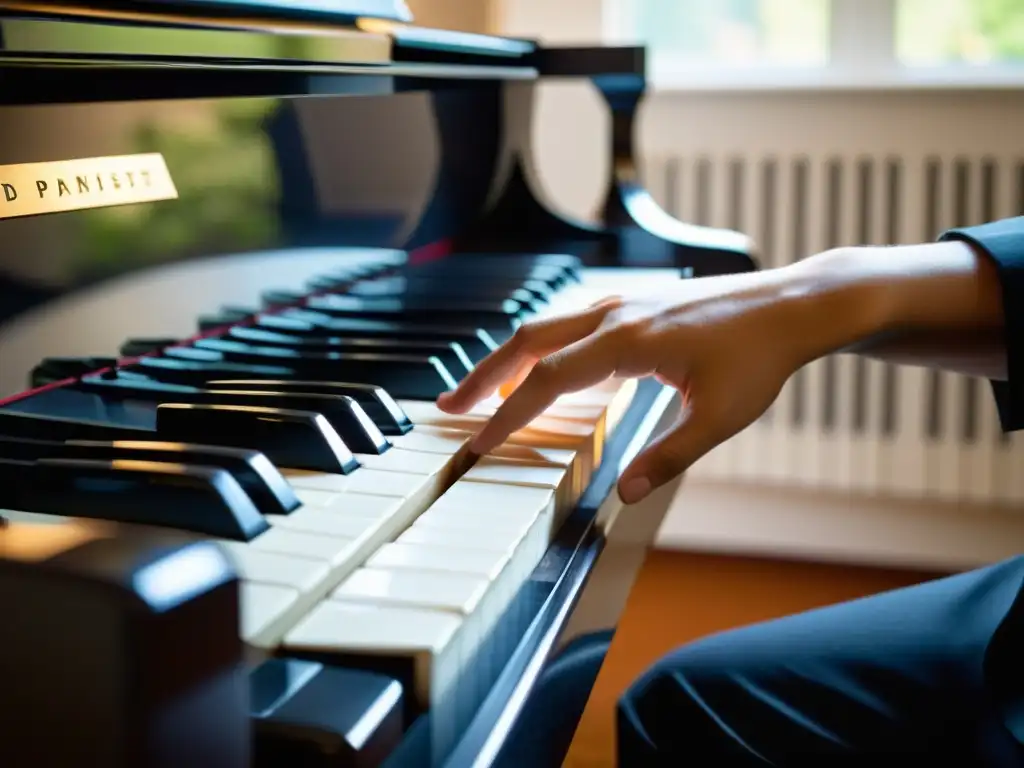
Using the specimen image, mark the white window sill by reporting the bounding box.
[646,64,1024,94]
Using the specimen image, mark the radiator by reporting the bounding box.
[642,152,1024,506]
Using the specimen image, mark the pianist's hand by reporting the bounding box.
[437,254,870,504]
[438,240,1005,504]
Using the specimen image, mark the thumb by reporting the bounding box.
[617,401,719,504]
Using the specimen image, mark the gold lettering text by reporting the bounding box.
[0,154,177,219]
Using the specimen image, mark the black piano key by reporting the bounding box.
[250,659,404,768]
[298,296,525,343]
[155,404,361,475]
[206,380,413,436]
[0,528,247,768]
[198,307,253,331]
[268,311,497,362]
[164,346,230,363]
[344,275,555,303]
[32,356,119,386]
[320,281,546,313]
[0,435,300,518]
[120,337,190,357]
[404,258,579,288]
[445,252,582,278]
[75,374,391,455]
[0,409,150,441]
[210,330,474,377]
[135,346,457,401]
[135,357,298,382]
[262,289,307,308]
[0,457,268,541]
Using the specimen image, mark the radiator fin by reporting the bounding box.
[641,153,1024,505]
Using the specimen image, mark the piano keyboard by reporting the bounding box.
[0,252,681,758]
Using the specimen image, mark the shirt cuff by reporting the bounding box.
[940,219,1024,432]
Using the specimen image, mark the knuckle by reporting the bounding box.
[602,318,646,350]
[528,357,561,387]
[510,321,542,351]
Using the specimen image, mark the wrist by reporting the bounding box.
[785,240,1005,362]
[776,247,898,365]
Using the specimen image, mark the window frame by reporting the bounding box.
[601,0,1024,91]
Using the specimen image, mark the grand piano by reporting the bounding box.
[0,2,757,766]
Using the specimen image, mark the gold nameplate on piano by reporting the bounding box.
[0,153,178,220]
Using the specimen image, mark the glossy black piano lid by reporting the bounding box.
[0,73,510,397]
[20,0,414,24]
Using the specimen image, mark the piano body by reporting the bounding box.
[0,3,756,766]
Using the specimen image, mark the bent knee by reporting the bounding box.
[616,648,769,766]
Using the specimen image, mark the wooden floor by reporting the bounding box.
[563,548,949,767]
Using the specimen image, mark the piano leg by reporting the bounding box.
[454,78,757,275]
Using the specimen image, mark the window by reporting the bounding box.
[897,0,1024,64]
[603,0,1024,87]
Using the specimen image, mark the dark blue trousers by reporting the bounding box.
[508,556,1024,766]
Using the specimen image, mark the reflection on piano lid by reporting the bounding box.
[0,11,395,65]
[1,0,414,26]
[0,1,534,68]
[0,5,756,765]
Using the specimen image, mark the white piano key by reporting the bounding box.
[356,448,453,477]
[244,528,358,568]
[283,601,463,711]
[462,457,571,517]
[365,541,525,620]
[410,507,548,594]
[416,503,538,533]
[332,568,493,682]
[486,443,581,507]
[389,426,472,456]
[397,524,522,553]
[282,467,437,525]
[221,547,330,594]
[419,395,606,425]
[265,508,388,541]
[366,542,509,582]
[332,567,488,619]
[282,467,423,497]
[430,480,556,520]
[331,564,499,731]
[240,582,301,648]
[291,489,405,521]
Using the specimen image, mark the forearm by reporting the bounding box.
[786,241,1007,379]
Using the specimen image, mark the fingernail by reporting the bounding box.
[620,477,651,504]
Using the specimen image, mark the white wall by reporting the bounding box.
[493,0,1024,571]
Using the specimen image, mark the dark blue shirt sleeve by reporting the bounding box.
[940,216,1024,431]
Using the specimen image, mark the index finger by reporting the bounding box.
[436,300,618,413]
[468,331,619,454]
